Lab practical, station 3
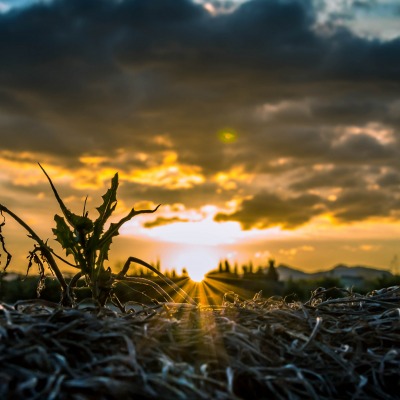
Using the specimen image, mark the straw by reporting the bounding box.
[1,286,399,399]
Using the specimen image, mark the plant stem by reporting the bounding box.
[0,203,73,306]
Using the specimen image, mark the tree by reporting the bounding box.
[224,260,231,274]
[249,261,254,274]
[218,261,223,273]
[266,259,279,281]
[233,263,238,276]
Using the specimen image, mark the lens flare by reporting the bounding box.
[218,129,237,143]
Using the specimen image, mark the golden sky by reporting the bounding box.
[1,0,400,279]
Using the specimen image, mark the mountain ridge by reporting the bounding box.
[277,263,393,281]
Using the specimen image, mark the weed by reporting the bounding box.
[0,164,195,308]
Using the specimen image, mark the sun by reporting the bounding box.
[172,246,219,283]
[188,269,205,283]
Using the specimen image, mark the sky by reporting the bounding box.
[1,0,400,279]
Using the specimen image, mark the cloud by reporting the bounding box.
[279,245,315,257]
[0,2,10,13]
[329,189,397,222]
[1,0,400,233]
[289,166,364,191]
[197,0,240,15]
[330,129,396,163]
[122,151,206,190]
[143,216,189,228]
[313,0,400,40]
[377,171,400,188]
[214,191,324,229]
[119,179,230,209]
[343,244,382,252]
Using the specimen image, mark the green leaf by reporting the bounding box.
[96,173,118,219]
[98,205,160,254]
[53,214,88,271]
[87,173,118,263]
[97,235,113,265]
[93,173,118,239]
[52,215,76,257]
[96,221,119,264]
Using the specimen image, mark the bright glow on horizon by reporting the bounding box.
[140,219,243,246]
[2,152,400,275]
[189,274,205,283]
[173,247,219,282]
[124,208,288,246]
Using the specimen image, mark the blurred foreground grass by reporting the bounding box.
[1,285,399,399]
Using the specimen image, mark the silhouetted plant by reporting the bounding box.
[0,164,195,308]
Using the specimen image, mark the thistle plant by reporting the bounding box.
[0,164,195,308]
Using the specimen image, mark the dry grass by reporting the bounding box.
[1,286,399,399]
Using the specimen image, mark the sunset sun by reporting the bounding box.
[188,270,205,283]
[171,247,219,283]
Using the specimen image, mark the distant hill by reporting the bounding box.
[276,265,310,281]
[277,263,392,281]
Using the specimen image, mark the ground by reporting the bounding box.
[1,287,399,399]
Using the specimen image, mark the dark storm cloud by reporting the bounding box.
[237,122,399,177]
[289,166,365,191]
[1,0,399,150]
[252,126,332,162]
[329,189,398,222]
[330,134,396,163]
[377,171,400,188]
[309,98,389,125]
[119,180,232,209]
[214,185,400,228]
[215,191,324,229]
[1,0,400,228]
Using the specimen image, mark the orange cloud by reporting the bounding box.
[126,151,205,189]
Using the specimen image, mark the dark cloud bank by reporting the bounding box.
[1,0,400,229]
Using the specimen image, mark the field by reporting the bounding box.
[1,286,399,399]
[1,169,399,399]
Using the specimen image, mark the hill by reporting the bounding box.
[277,263,392,281]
